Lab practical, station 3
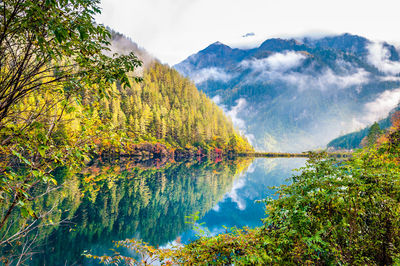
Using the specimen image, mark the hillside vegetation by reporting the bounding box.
[89,61,253,155]
[327,105,400,150]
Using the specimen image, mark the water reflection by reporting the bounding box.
[30,157,252,265]
[180,158,307,242]
[1,157,306,265]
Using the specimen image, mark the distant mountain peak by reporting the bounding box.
[205,41,232,50]
[242,32,255,38]
[213,41,225,45]
[258,38,307,52]
[302,33,370,56]
[199,41,234,56]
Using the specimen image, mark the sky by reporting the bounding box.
[96,0,400,65]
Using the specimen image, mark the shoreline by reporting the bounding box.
[237,151,353,158]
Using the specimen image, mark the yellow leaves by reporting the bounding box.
[83,175,94,183]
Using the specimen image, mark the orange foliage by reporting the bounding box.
[376,111,400,146]
[376,134,389,146]
[391,111,400,130]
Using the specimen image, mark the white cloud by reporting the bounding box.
[225,178,247,210]
[363,88,400,123]
[367,42,400,75]
[241,51,306,72]
[212,204,220,212]
[226,98,247,130]
[213,97,247,131]
[211,97,255,146]
[97,0,400,65]
[240,53,370,91]
[211,95,222,104]
[299,68,370,90]
[242,61,369,91]
[245,161,256,173]
[226,99,256,146]
[191,67,232,84]
[380,76,400,82]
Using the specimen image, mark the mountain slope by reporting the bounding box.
[85,33,254,154]
[327,105,400,150]
[175,33,400,152]
[9,32,253,157]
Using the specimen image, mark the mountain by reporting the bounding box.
[86,32,253,154]
[174,33,400,152]
[10,31,253,157]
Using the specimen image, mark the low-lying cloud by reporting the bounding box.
[367,42,400,75]
[245,67,369,92]
[225,177,247,210]
[211,95,222,105]
[212,96,255,145]
[241,51,306,72]
[240,52,369,91]
[281,68,370,91]
[363,88,400,124]
[108,34,155,76]
[191,67,232,84]
[211,171,249,212]
[212,96,246,129]
[226,98,247,130]
[380,76,400,82]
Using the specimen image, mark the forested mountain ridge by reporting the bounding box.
[90,32,253,155]
[90,60,253,155]
[175,33,400,152]
[2,31,252,162]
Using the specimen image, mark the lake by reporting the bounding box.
[5,157,307,265]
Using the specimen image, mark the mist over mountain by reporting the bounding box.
[107,29,157,76]
[327,104,400,150]
[174,33,400,152]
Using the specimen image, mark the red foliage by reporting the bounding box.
[214,148,222,155]
[155,143,161,153]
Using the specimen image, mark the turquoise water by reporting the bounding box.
[6,157,306,265]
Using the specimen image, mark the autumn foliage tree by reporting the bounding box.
[376,111,400,148]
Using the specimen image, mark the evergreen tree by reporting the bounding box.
[366,122,382,146]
